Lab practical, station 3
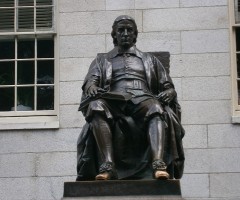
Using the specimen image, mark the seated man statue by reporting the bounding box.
[77,15,185,181]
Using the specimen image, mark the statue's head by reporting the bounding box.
[111,15,138,48]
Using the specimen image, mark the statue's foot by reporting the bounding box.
[95,162,117,180]
[154,170,169,180]
[152,159,169,180]
[95,172,112,180]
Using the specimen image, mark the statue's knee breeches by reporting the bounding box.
[132,98,165,123]
[85,99,113,122]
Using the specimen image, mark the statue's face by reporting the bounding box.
[115,20,136,49]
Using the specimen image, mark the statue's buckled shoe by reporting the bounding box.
[154,170,169,180]
[95,172,112,180]
[95,162,117,180]
[152,160,169,180]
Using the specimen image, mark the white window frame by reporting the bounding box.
[0,0,59,129]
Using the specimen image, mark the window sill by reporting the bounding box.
[232,112,240,124]
[0,116,59,130]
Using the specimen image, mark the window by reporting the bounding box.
[0,0,58,129]
[230,0,240,122]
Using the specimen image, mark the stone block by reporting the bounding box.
[170,53,230,78]
[106,0,135,10]
[35,176,75,200]
[60,105,85,128]
[106,31,181,54]
[181,100,231,125]
[60,58,94,82]
[182,125,207,149]
[0,153,35,177]
[182,76,231,101]
[60,35,105,58]
[184,198,239,200]
[36,152,76,177]
[64,180,181,197]
[143,7,228,32]
[208,124,240,148]
[60,81,83,105]
[59,0,105,12]
[181,29,229,53]
[0,177,35,200]
[181,174,209,198]
[60,11,142,35]
[63,197,184,200]
[0,128,80,154]
[135,0,179,9]
[172,78,182,100]
[184,148,240,173]
[180,0,227,7]
[210,173,240,198]
[137,32,181,54]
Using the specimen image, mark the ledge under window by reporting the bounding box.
[0,115,59,130]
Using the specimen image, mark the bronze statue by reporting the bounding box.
[77,15,184,181]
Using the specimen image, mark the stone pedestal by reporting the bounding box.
[62,180,183,200]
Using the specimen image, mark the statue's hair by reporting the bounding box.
[111,15,138,46]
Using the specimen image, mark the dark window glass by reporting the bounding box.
[0,8,14,32]
[238,81,240,105]
[18,40,35,58]
[18,7,34,31]
[37,86,54,110]
[18,0,34,6]
[236,28,240,52]
[17,86,34,110]
[0,87,14,111]
[0,62,15,85]
[0,40,15,59]
[37,39,54,58]
[36,6,53,29]
[235,0,240,23]
[36,0,52,6]
[0,1,14,7]
[237,54,240,78]
[17,61,34,84]
[37,60,54,84]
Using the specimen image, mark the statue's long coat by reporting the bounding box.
[77,47,185,180]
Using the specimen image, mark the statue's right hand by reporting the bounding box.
[87,85,105,97]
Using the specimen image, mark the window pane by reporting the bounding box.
[0,40,15,59]
[237,54,240,78]
[0,1,14,7]
[37,60,54,84]
[36,6,53,29]
[18,0,34,6]
[17,86,34,110]
[0,87,14,111]
[36,0,52,6]
[37,86,54,110]
[37,39,54,58]
[17,61,34,84]
[236,28,240,52]
[235,0,240,23]
[238,81,240,105]
[0,8,14,32]
[18,7,34,31]
[0,62,15,85]
[18,40,34,58]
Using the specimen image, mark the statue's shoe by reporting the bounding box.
[154,170,170,180]
[96,162,117,180]
[95,172,112,180]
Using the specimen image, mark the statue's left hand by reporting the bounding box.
[157,88,176,104]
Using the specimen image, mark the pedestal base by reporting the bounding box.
[63,180,183,199]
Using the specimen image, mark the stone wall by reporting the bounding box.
[1,0,240,199]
